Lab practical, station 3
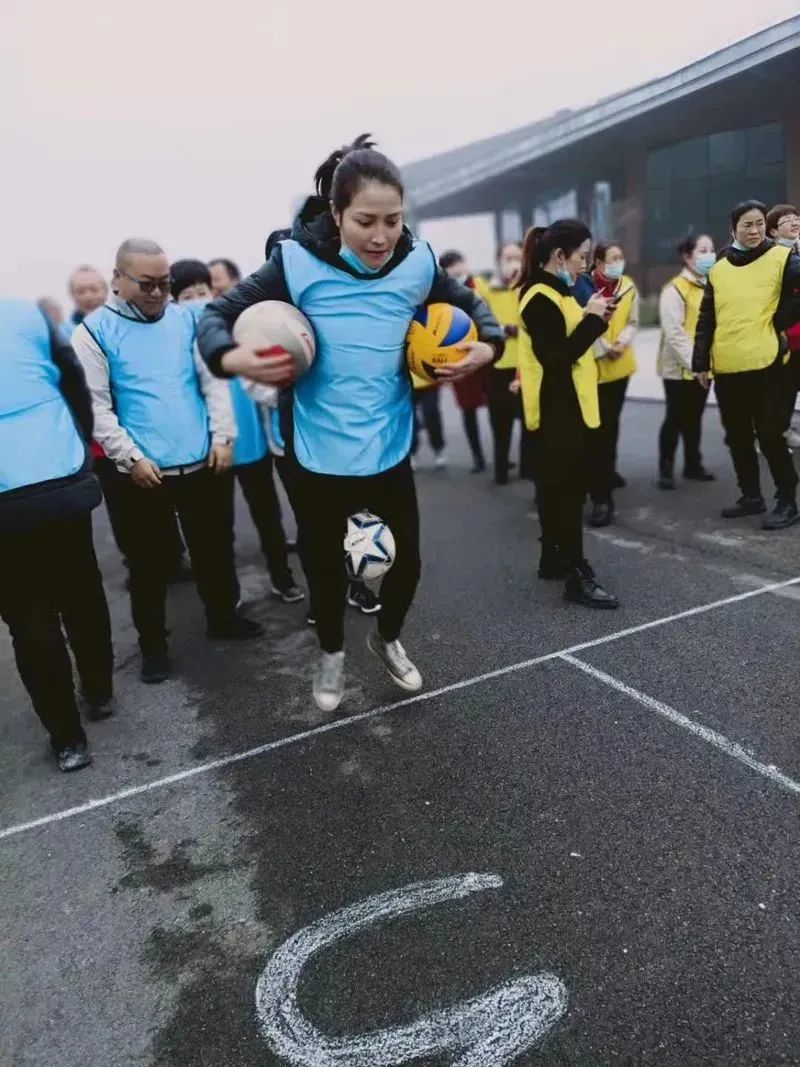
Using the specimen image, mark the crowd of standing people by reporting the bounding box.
[3,133,800,774]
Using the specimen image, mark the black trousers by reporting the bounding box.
[94,456,185,567]
[589,377,629,503]
[115,466,240,652]
[782,350,800,431]
[658,378,709,475]
[488,368,520,482]
[234,455,293,589]
[714,359,799,499]
[536,482,585,568]
[527,423,588,568]
[291,458,421,653]
[0,513,113,750]
[411,388,445,455]
[461,409,485,467]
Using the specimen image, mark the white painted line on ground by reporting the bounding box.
[560,653,800,797]
[2,573,800,843]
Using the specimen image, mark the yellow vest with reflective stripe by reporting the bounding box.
[597,275,637,383]
[475,277,519,370]
[518,284,600,431]
[671,274,706,381]
[709,245,789,374]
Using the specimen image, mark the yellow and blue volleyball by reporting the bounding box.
[406,303,478,385]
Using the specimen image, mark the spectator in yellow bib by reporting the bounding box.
[692,200,800,529]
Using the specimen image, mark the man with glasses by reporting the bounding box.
[73,238,262,684]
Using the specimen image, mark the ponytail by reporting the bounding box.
[313,134,404,213]
[517,219,592,289]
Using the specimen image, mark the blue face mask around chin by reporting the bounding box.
[339,242,385,275]
[731,239,748,252]
[556,269,575,288]
[776,236,798,248]
[603,261,625,281]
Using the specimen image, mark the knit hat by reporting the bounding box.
[170,259,212,301]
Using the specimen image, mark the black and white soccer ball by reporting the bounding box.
[343,511,396,581]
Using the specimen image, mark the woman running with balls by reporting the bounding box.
[198,135,504,712]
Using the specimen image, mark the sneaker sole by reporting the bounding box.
[59,756,93,773]
[271,588,305,604]
[367,636,423,692]
[347,596,382,614]
[313,692,344,712]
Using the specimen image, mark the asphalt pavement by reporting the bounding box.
[2,390,800,1066]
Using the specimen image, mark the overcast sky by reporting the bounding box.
[2,0,797,304]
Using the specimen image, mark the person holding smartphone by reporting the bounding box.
[516,219,619,609]
[587,241,639,527]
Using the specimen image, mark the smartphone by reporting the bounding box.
[610,285,633,305]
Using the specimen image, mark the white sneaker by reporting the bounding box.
[313,651,345,712]
[785,429,800,449]
[367,632,423,692]
[434,450,448,470]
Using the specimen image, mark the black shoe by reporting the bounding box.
[612,472,626,489]
[347,583,381,615]
[166,559,194,584]
[83,692,115,721]
[286,538,298,553]
[564,562,619,609]
[271,582,305,604]
[56,742,92,773]
[721,495,766,519]
[141,651,171,684]
[684,467,715,482]
[657,475,676,491]
[471,458,486,474]
[589,501,615,528]
[207,614,264,640]
[762,498,800,531]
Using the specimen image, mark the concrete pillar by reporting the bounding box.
[614,149,646,290]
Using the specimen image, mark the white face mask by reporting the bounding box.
[776,237,798,248]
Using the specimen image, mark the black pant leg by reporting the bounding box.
[590,382,619,503]
[488,368,516,482]
[609,377,629,476]
[752,360,799,497]
[0,524,87,750]
[420,387,445,453]
[57,513,114,702]
[366,462,421,643]
[714,372,761,498]
[291,461,352,652]
[461,409,485,467]
[536,480,584,568]
[236,456,293,589]
[658,380,682,474]
[173,469,240,627]
[116,475,175,652]
[94,457,130,559]
[275,453,310,587]
[681,379,709,473]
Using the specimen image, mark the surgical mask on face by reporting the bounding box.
[777,237,798,248]
[556,268,575,288]
[339,242,384,275]
[695,253,716,276]
[604,261,625,281]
